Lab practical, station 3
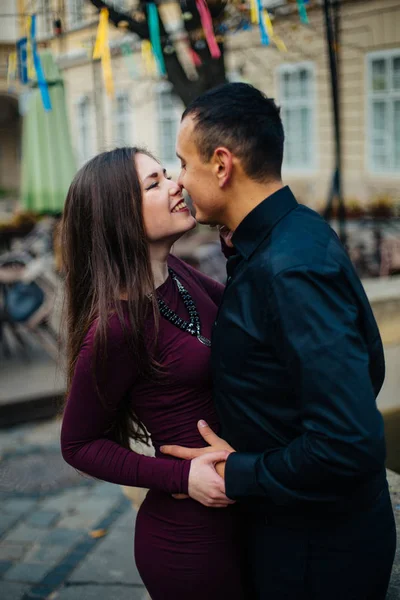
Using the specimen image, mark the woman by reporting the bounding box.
[60,147,245,599]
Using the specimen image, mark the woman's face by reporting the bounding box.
[136,153,196,244]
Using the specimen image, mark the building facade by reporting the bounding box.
[227,0,400,212]
[0,0,24,201]
[1,0,400,214]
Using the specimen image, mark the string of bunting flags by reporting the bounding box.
[8,14,52,110]
[7,0,310,101]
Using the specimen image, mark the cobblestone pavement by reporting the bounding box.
[0,418,147,600]
[1,418,400,600]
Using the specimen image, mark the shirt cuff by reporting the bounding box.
[225,451,261,499]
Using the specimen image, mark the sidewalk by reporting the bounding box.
[0,340,64,428]
[0,418,147,600]
[0,418,400,599]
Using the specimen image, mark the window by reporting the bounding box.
[76,97,92,165]
[278,63,316,172]
[367,50,400,174]
[114,92,132,146]
[156,85,182,165]
[109,1,128,10]
[68,0,85,29]
[37,0,53,38]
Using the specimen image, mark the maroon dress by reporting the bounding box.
[61,255,245,599]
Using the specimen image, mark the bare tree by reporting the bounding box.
[87,0,228,106]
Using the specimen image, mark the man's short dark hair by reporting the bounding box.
[182,83,284,182]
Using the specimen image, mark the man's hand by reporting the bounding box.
[160,420,235,459]
[188,451,234,507]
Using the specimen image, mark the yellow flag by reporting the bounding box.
[102,46,114,97]
[250,0,259,24]
[26,16,35,80]
[93,8,107,59]
[7,52,17,88]
[141,40,157,76]
[263,10,287,52]
[263,10,273,38]
[93,8,114,97]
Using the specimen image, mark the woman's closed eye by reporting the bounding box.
[145,174,172,191]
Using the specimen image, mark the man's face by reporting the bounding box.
[176,116,224,225]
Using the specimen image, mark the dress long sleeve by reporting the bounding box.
[61,315,190,495]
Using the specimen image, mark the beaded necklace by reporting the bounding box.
[157,268,211,347]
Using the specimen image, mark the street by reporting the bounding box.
[0,417,147,600]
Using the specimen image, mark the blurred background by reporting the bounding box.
[0,1,400,598]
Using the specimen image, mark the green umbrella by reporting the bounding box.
[21,50,76,214]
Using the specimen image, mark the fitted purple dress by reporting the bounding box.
[61,255,245,599]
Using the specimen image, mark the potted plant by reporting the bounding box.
[369,194,394,219]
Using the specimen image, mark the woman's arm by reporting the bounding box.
[61,315,190,495]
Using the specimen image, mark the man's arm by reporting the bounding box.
[225,264,386,506]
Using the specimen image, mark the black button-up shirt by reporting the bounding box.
[212,187,386,513]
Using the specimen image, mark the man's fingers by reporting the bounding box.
[160,445,202,459]
[200,450,231,465]
[197,420,222,445]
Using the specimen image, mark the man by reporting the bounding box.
[162,83,396,599]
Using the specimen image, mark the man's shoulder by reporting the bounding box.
[253,204,345,278]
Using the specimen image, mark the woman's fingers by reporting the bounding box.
[161,445,204,459]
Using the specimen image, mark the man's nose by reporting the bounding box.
[169,180,183,196]
[177,170,184,189]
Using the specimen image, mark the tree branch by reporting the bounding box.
[88,0,150,39]
[86,0,227,106]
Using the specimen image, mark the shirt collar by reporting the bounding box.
[231,186,298,260]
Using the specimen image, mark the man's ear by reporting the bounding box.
[211,147,233,188]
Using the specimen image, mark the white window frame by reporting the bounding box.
[277,61,317,175]
[114,91,132,147]
[75,96,93,166]
[264,0,287,8]
[156,82,182,169]
[366,49,400,177]
[37,0,53,39]
[227,70,244,83]
[109,1,129,10]
[67,0,86,29]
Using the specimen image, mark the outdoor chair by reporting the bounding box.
[0,257,60,361]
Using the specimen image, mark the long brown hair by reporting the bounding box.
[62,147,160,448]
